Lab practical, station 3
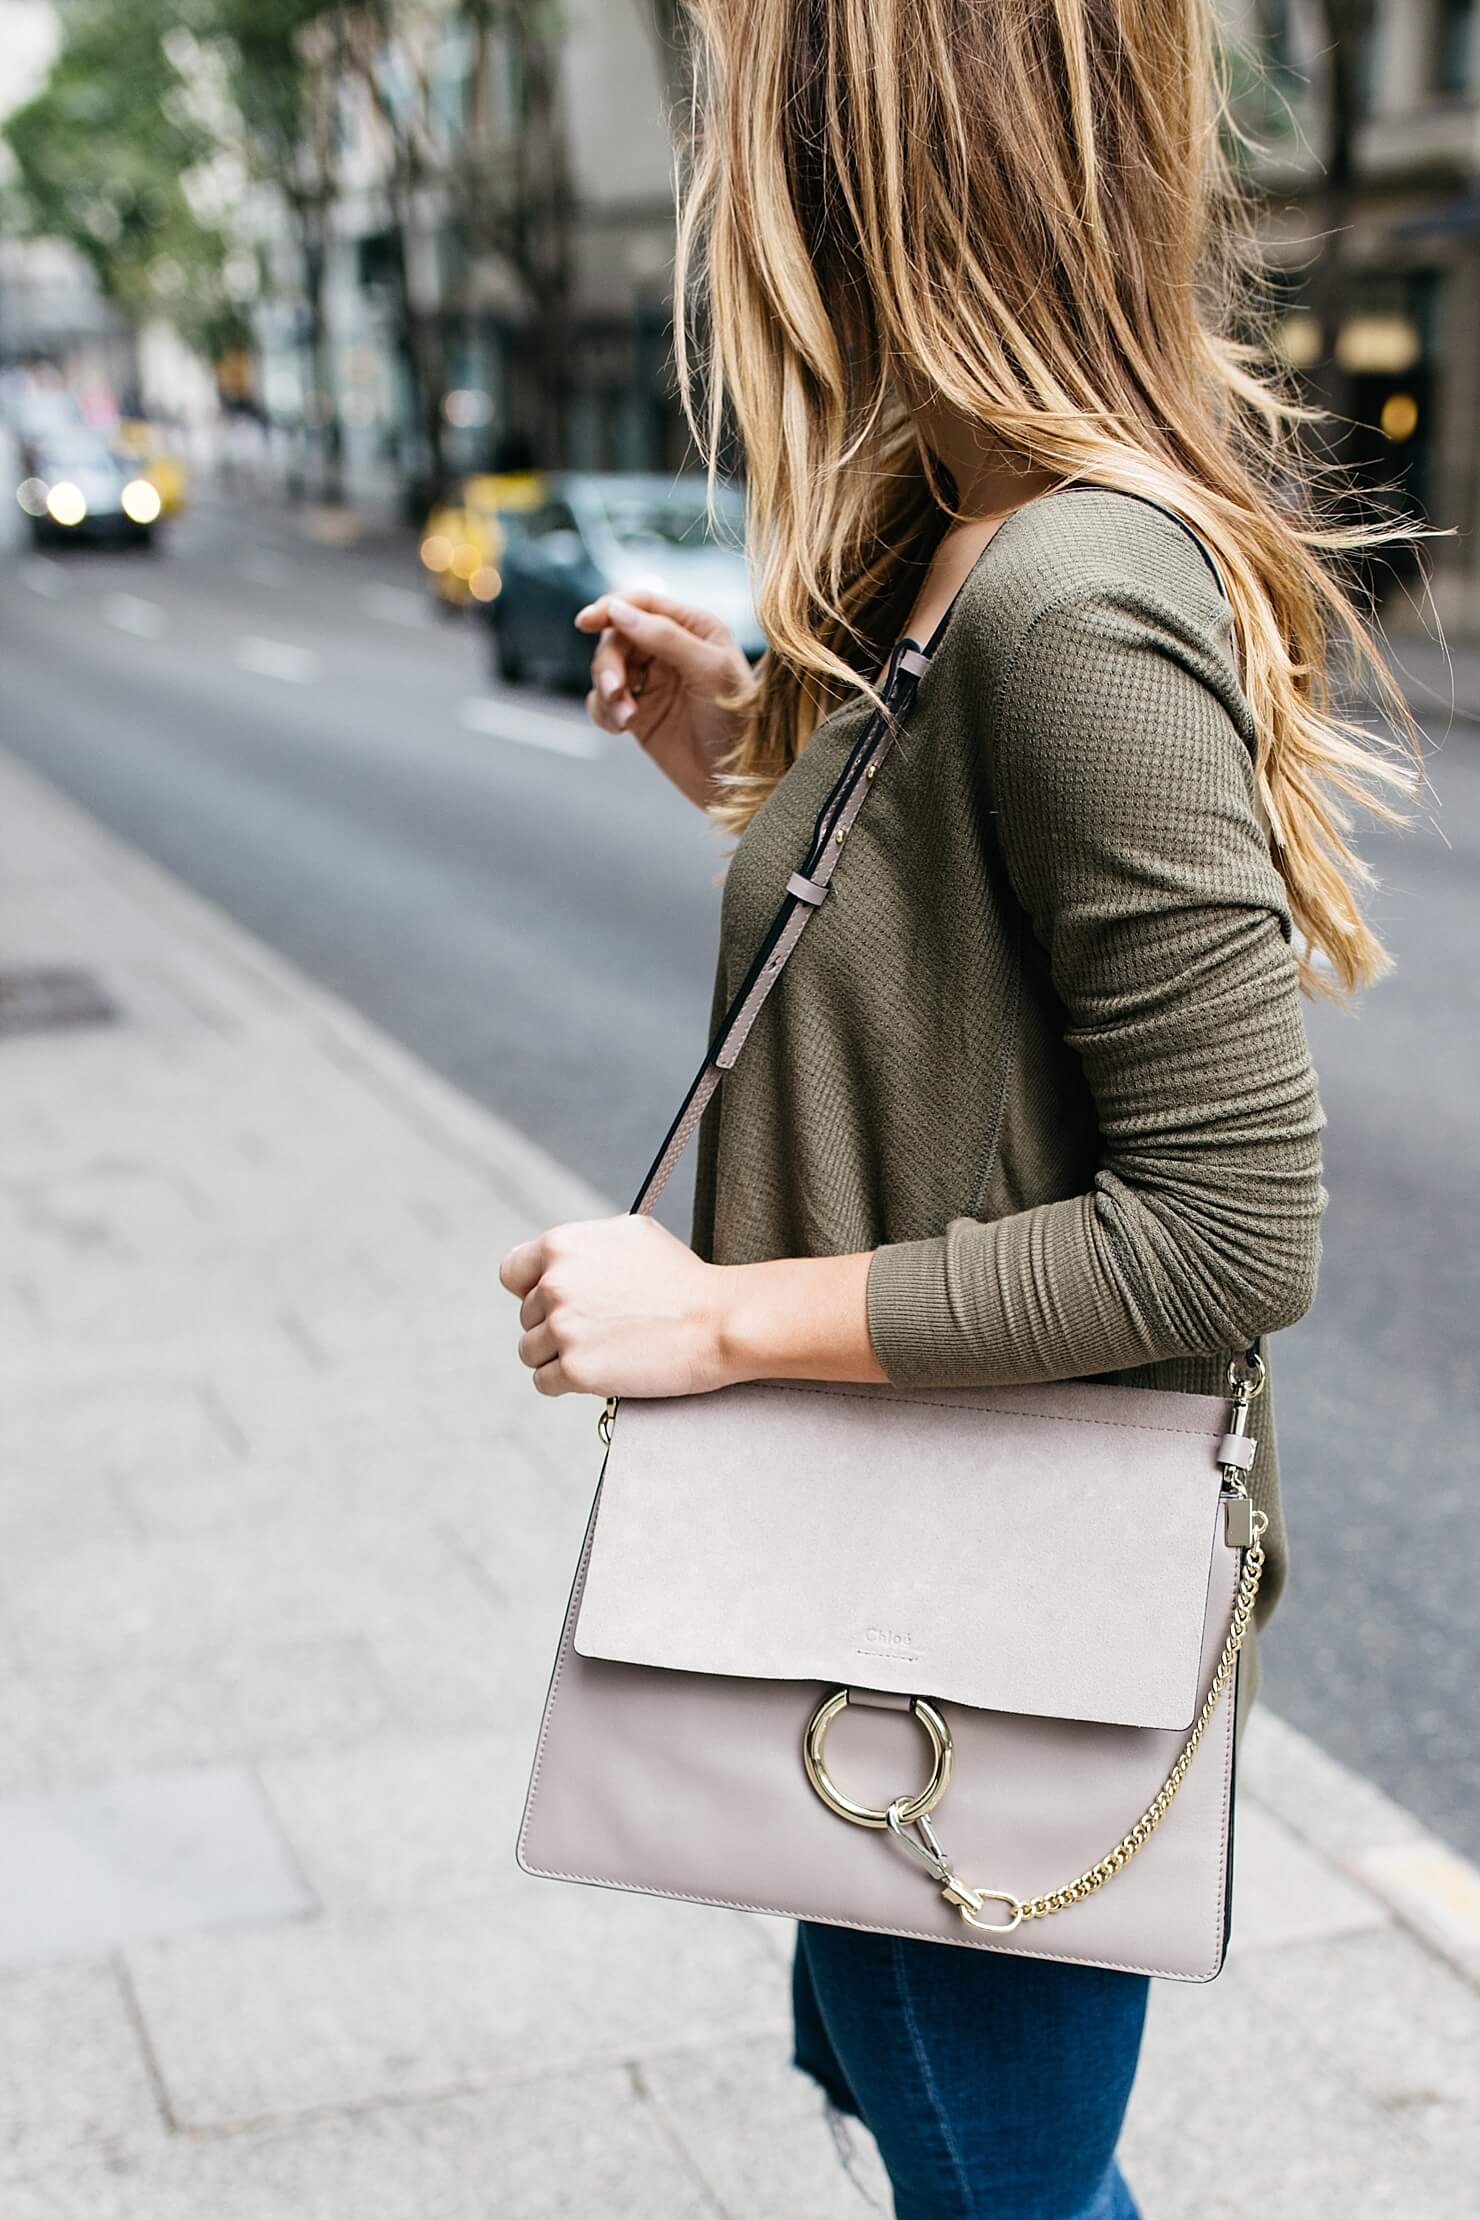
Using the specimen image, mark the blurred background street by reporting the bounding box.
[0,490,724,1201]
[1,0,1479,2213]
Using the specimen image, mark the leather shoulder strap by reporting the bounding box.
[630,483,1229,1218]
[631,636,930,1213]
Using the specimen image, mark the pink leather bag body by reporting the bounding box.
[518,590,1270,1984]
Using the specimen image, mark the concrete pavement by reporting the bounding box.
[1,752,1477,2219]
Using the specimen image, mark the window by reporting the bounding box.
[1437,0,1475,95]
[592,484,745,555]
[525,499,581,541]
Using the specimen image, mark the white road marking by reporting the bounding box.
[234,635,320,685]
[361,583,431,628]
[237,550,294,585]
[103,592,166,639]
[19,559,65,598]
[460,697,604,758]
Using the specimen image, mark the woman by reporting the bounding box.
[500,3,1422,2213]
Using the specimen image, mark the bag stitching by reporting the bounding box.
[512,1845,1225,1983]
[753,1379,1225,1440]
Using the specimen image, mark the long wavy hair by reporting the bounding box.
[673,0,1431,994]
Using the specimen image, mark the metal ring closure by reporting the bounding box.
[803,1689,953,1830]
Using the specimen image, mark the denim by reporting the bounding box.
[793,1921,1149,2220]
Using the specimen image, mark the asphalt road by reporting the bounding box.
[3,493,1477,1858]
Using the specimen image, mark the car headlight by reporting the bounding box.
[420,532,453,573]
[468,565,501,603]
[16,478,49,517]
[45,482,87,527]
[121,478,162,525]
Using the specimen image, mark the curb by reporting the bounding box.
[1243,1712,1480,1987]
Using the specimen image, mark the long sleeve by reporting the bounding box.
[865,563,1327,1388]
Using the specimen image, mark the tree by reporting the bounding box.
[2,0,240,354]
[343,0,576,500]
[341,0,463,503]
[202,0,351,497]
[473,1,575,466]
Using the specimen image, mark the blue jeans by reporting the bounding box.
[793,1921,1149,2220]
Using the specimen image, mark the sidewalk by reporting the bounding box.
[0,749,1475,2220]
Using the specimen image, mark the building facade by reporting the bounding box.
[251,0,684,505]
[1231,0,1480,627]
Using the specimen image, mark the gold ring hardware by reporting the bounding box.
[597,1397,618,1446]
[803,1690,953,1829]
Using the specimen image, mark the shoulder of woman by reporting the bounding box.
[951,485,1255,756]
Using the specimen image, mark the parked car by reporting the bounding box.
[15,424,161,547]
[485,472,762,688]
[419,469,545,611]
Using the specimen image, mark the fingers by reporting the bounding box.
[575,586,719,636]
[498,1236,545,1298]
[576,592,734,682]
[585,629,637,732]
[600,597,725,684]
[519,1318,559,1372]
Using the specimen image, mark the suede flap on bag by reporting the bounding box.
[572,1377,1234,1734]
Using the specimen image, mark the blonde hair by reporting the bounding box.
[673,0,1433,994]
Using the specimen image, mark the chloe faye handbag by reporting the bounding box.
[517,611,1269,1984]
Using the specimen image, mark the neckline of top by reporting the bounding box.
[889,482,1086,675]
[888,482,1230,680]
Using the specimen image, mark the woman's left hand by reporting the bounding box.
[498,1215,731,1400]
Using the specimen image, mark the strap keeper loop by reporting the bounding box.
[786,871,829,907]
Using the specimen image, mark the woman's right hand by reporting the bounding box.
[576,589,752,811]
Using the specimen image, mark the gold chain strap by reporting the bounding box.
[1029,1510,1264,1919]
[885,1514,1267,1935]
[877,1358,1269,1937]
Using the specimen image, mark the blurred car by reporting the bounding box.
[419,469,545,611]
[115,419,189,519]
[485,472,762,688]
[15,424,162,547]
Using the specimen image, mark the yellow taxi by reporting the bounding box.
[420,470,544,611]
[115,420,189,519]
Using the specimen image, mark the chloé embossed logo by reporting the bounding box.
[855,1625,922,1664]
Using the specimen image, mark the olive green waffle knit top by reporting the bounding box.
[691,487,1327,1645]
